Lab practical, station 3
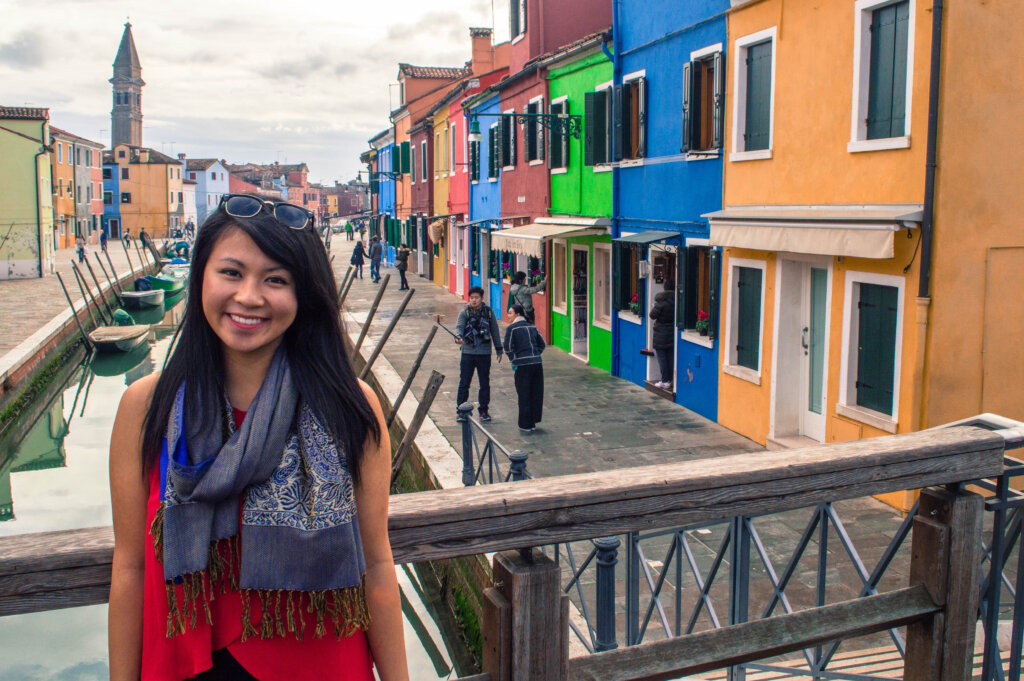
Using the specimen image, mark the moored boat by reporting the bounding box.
[145,273,186,293]
[89,324,150,353]
[119,288,165,310]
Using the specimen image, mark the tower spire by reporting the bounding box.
[110,22,144,148]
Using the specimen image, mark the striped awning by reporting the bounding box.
[490,217,610,258]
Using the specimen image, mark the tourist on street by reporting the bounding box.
[350,238,366,279]
[345,222,354,241]
[108,198,407,681]
[649,282,675,390]
[508,271,546,324]
[395,242,411,290]
[368,236,383,284]
[100,230,108,253]
[503,303,546,433]
[123,228,132,245]
[455,286,503,422]
[75,234,86,263]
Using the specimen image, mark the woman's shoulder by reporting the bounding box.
[121,371,160,417]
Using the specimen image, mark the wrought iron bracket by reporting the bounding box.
[469,112,583,139]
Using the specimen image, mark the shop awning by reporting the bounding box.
[490,217,610,258]
[614,230,684,246]
[703,204,923,259]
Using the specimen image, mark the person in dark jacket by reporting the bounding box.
[395,242,411,290]
[508,271,546,323]
[350,239,366,279]
[503,304,546,432]
[455,286,503,422]
[368,236,383,283]
[649,284,675,389]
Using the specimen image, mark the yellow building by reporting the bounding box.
[49,129,77,250]
[0,106,54,279]
[709,0,1024,509]
[108,144,183,239]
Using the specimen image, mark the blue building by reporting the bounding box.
[368,129,398,267]
[465,91,505,308]
[611,0,728,421]
[101,156,121,239]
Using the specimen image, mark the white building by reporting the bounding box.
[183,157,230,223]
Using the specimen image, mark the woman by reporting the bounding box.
[394,243,411,291]
[350,238,366,279]
[649,283,675,390]
[502,304,545,433]
[108,194,408,681]
[508,271,546,324]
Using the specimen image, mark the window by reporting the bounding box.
[102,167,111,180]
[434,133,442,175]
[211,171,216,180]
[189,172,196,180]
[616,76,648,160]
[411,145,417,184]
[57,143,62,163]
[594,244,611,327]
[510,0,526,39]
[731,28,776,160]
[850,0,913,151]
[421,141,428,181]
[103,191,112,205]
[488,125,500,179]
[401,140,411,174]
[524,97,545,163]
[584,89,613,166]
[725,261,765,376]
[469,139,480,182]
[676,245,721,338]
[612,242,642,313]
[118,149,126,158]
[450,123,457,176]
[499,111,516,168]
[682,48,725,153]
[552,240,567,312]
[121,192,131,204]
[839,272,904,427]
[121,167,129,180]
[548,100,570,170]
[470,227,480,274]
[86,150,92,166]
[449,223,456,264]
[488,246,501,281]
[178,191,183,203]
[76,186,81,202]
[86,185,92,201]
[76,149,81,165]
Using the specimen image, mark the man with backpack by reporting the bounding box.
[368,235,383,283]
[455,286,503,422]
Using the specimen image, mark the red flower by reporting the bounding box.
[698,310,710,321]
[631,294,638,303]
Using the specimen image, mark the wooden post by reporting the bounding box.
[905,486,984,681]
[492,549,569,681]
[354,273,391,355]
[386,324,438,428]
[389,370,445,484]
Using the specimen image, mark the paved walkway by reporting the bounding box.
[0,243,153,356]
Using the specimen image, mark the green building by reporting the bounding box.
[0,106,54,279]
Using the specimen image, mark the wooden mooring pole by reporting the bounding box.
[358,287,415,380]
[353,273,391,356]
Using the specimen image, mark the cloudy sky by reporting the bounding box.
[0,0,510,184]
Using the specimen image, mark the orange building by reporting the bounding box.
[49,129,77,250]
[107,144,184,239]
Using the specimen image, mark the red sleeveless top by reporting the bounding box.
[140,408,375,681]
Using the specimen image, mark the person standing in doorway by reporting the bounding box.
[508,271,546,324]
[350,238,366,279]
[368,236,383,284]
[649,282,675,390]
[455,286,502,422]
[100,229,108,253]
[395,243,411,290]
[503,304,545,433]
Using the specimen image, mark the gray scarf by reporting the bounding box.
[153,350,369,640]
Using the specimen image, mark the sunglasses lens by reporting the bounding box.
[223,195,262,218]
[274,204,309,230]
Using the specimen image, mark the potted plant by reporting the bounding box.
[530,268,543,286]
[696,310,710,336]
[629,294,641,316]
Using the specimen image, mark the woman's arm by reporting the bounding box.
[356,381,409,681]
[109,372,159,681]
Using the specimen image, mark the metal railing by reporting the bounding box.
[457,402,530,486]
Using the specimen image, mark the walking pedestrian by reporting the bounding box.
[395,242,411,290]
[100,230,108,253]
[508,271,546,324]
[503,304,545,433]
[75,234,86,263]
[649,282,675,390]
[107,196,407,681]
[350,239,366,279]
[455,286,503,422]
[368,236,383,284]
[345,222,354,241]
[123,228,132,245]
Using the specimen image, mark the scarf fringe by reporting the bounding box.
[151,503,371,641]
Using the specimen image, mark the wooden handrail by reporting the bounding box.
[0,426,1005,618]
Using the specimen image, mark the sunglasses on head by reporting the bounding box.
[219,194,314,230]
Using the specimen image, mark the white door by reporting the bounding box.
[799,265,829,441]
[456,227,465,296]
[571,245,589,360]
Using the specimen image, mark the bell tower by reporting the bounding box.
[110,22,144,148]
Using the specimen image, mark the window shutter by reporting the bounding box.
[681,62,693,153]
[560,100,570,168]
[636,78,647,158]
[537,98,545,160]
[855,283,898,414]
[612,242,625,311]
[713,51,725,150]
[520,0,527,33]
[708,249,721,339]
[736,267,762,370]
[510,0,520,37]
[675,249,688,330]
[523,104,535,162]
[548,102,561,168]
[744,42,772,151]
[391,150,400,174]
[470,141,479,181]
[370,177,379,194]
[499,116,510,167]
[401,141,411,174]
[488,128,496,177]
[684,246,699,329]
[584,92,597,166]
[890,1,910,137]
[510,112,517,166]
[613,84,626,162]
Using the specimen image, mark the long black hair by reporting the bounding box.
[141,209,379,484]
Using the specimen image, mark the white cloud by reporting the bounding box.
[0,0,510,183]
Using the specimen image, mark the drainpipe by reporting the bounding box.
[912,0,943,430]
[34,121,49,277]
[607,1,622,376]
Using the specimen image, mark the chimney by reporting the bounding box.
[469,27,494,75]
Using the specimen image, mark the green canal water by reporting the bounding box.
[0,293,471,680]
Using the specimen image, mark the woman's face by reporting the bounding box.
[202,227,298,359]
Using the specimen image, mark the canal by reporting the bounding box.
[0,291,472,680]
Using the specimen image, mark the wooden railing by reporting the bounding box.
[0,426,1006,681]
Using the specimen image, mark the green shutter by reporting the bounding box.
[391,149,400,174]
[708,249,721,340]
[856,283,898,415]
[675,249,688,330]
[712,51,725,150]
[735,267,762,370]
[400,141,410,174]
[744,41,772,151]
[867,1,909,139]
[370,176,379,194]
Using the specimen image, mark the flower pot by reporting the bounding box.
[699,327,708,337]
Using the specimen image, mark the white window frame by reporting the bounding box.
[410,145,416,185]
[528,94,546,166]
[549,95,570,175]
[730,27,777,162]
[848,0,915,153]
[449,221,456,265]
[552,238,568,314]
[502,108,516,171]
[593,80,615,173]
[57,143,62,163]
[620,70,647,167]
[837,270,904,433]
[593,242,613,330]
[450,121,457,177]
[722,257,767,385]
[421,141,428,181]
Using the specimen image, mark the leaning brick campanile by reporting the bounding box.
[110,22,144,148]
